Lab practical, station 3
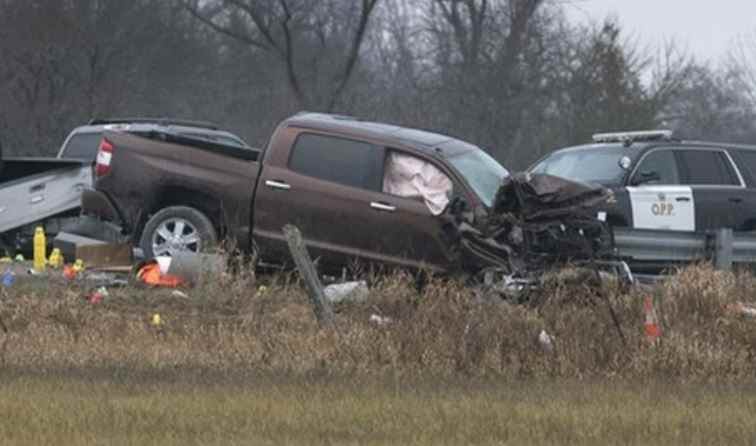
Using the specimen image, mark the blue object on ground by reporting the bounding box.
[1,268,15,287]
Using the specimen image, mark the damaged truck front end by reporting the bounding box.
[446,172,625,286]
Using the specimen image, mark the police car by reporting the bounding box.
[530,130,756,233]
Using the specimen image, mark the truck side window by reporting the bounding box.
[289,133,383,191]
[632,149,680,185]
[677,149,739,186]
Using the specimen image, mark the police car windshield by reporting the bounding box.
[531,146,628,186]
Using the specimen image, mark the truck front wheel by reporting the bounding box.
[139,206,218,259]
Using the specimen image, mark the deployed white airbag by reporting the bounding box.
[383,153,453,215]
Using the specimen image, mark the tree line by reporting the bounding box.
[1,0,755,169]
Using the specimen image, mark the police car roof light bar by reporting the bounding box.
[592,130,674,145]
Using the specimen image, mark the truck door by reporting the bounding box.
[363,149,455,270]
[253,132,389,270]
[627,148,695,231]
[675,148,746,231]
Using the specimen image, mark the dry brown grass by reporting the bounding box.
[0,264,755,380]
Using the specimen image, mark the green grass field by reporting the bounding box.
[1,371,755,445]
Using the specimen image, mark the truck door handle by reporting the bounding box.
[30,183,46,193]
[675,197,691,202]
[265,180,291,191]
[370,202,396,212]
[729,197,743,204]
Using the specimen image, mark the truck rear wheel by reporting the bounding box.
[139,206,217,259]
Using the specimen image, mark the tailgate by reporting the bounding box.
[0,164,92,233]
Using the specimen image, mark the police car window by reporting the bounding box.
[735,150,756,184]
[632,150,679,185]
[61,132,103,160]
[677,150,739,185]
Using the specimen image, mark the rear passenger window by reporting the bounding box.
[289,133,383,190]
[61,132,103,160]
[735,150,756,184]
[677,150,739,185]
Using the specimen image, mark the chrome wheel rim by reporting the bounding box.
[151,218,201,256]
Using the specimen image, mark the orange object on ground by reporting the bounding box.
[644,296,662,341]
[63,265,78,281]
[137,262,183,288]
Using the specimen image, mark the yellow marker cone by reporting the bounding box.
[33,227,47,273]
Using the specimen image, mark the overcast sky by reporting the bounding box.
[564,0,755,63]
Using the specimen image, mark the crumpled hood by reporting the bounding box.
[492,172,611,221]
[447,172,614,276]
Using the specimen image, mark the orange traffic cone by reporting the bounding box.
[644,296,662,342]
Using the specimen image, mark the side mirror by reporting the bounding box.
[632,170,661,186]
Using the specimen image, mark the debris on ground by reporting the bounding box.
[136,261,183,288]
[324,281,369,304]
[726,302,756,318]
[87,287,109,305]
[171,290,190,299]
[26,268,48,277]
[54,232,132,269]
[1,268,14,287]
[136,252,225,288]
[369,314,393,326]
[538,329,555,353]
[62,259,86,281]
[63,264,79,281]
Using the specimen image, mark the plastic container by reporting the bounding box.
[33,226,47,273]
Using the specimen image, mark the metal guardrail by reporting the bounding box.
[613,227,756,272]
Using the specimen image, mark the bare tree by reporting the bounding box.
[728,31,756,107]
[185,0,381,111]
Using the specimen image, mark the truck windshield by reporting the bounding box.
[531,146,629,186]
[448,150,510,207]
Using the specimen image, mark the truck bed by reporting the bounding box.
[0,158,91,233]
[92,131,261,250]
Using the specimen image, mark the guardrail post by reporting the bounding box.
[714,228,734,272]
[283,224,335,328]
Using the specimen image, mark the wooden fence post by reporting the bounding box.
[714,228,734,272]
[283,224,335,327]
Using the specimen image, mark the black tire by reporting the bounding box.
[139,206,217,259]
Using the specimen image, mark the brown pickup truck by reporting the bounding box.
[82,113,513,272]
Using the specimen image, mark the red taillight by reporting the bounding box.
[95,138,114,177]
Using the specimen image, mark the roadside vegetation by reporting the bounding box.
[1,265,756,443]
[2,265,755,380]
